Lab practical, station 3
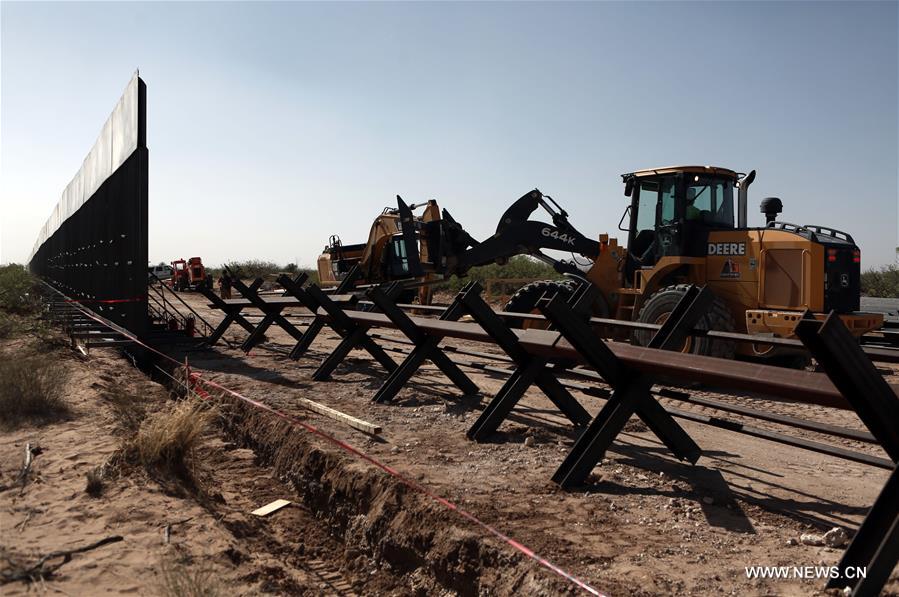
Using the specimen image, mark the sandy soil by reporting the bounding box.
[154,288,899,596]
[4,287,898,595]
[0,329,403,595]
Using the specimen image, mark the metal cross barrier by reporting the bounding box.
[307,282,400,381]
[366,284,479,403]
[539,286,715,489]
[457,281,592,440]
[227,270,309,352]
[199,281,260,345]
[793,312,899,594]
[277,265,362,359]
[825,463,899,596]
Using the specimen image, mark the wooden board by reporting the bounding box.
[251,499,291,517]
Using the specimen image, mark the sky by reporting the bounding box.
[1,1,897,269]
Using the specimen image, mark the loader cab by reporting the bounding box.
[622,166,741,281]
[622,166,751,280]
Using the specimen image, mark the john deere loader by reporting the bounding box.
[318,166,882,360]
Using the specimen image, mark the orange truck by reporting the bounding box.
[170,257,212,291]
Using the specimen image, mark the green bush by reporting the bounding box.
[0,356,71,428]
[861,265,899,298]
[435,255,562,293]
[0,264,40,314]
[218,260,318,284]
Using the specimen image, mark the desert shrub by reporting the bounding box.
[435,255,562,293]
[221,260,281,279]
[0,357,70,428]
[0,264,40,314]
[218,260,318,284]
[0,313,18,339]
[157,556,221,597]
[861,265,899,298]
[85,467,105,497]
[131,400,212,479]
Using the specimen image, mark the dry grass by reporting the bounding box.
[0,357,70,429]
[157,556,221,597]
[101,379,150,433]
[129,400,213,481]
[84,467,105,497]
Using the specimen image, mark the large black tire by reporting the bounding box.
[633,284,736,359]
[503,279,580,329]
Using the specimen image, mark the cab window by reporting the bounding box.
[387,236,410,277]
[660,179,677,225]
[635,181,658,232]
[685,177,735,227]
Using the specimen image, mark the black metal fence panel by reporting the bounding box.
[28,75,148,335]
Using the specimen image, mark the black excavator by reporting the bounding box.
[317,189,599,306]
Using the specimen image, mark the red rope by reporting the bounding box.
[64,296,145,304]
[62,293,604,595]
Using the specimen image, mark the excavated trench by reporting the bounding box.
[212,392,577,596]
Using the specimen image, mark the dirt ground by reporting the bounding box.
[3,289,899,595]
[0,328,402,595]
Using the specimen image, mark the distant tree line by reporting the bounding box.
[433,255,562,292]
[861,264,899,298]
[210,260,319,284]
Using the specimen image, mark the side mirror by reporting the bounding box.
[624,178,634,197]
[618,205,632,232]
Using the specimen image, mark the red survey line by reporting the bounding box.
[64,296,146,304]
[58,290,605,595]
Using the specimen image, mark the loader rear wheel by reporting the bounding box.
[503,279,585,330]
[633,284,736,359]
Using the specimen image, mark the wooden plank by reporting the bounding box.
[296,395,382,435]
[251,499,291,516]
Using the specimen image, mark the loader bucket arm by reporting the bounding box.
[496,190,543,234]
[448,189,600,275]
[454,220,600,272]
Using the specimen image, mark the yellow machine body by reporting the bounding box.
[579,166,882,355]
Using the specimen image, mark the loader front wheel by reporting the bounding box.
[503,280,578,330]
[633,284,736,359]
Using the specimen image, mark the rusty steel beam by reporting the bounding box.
[372,344,892,470]
[329,309,899,410]
[220,293,899,362]
[385,300,899,362]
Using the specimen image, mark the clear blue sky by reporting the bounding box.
[2,1,897,268]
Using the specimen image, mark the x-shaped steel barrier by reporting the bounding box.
[199,279,261,346]
[457,281,592,439]
[277,265,362,359]
[307,281,400,381]
[199,276,899,595]
[794,312,899,595]
[539,285,712,488]
[227,269,308,352]
[367,284,479,403]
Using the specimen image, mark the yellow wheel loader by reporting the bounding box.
[500,166,881,360]
[318,166,881,360]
